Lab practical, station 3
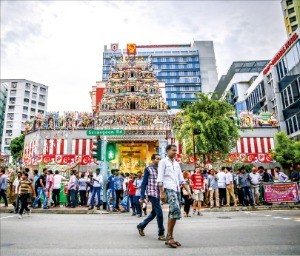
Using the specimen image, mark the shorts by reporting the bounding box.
[193,190,204,201]
[165,188,182,219]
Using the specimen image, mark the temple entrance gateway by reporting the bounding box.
[108,141,158,173]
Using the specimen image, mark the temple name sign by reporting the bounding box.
[86,129,125,136]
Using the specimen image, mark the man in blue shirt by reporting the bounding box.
[107,170,117,212]
[114,169,123,211]
[0,169,8,207]
[137,154,165,240]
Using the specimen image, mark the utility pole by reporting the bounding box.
[100,136,108,210]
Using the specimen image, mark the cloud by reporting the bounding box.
[0,0,287,111]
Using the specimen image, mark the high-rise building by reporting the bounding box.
[281,0,300,37]
[0,83,8,153]
[0,79,48,154]
[102,41,218,109]
[214,60,269,115]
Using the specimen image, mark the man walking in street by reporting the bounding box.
[208,169,220,208]
[190,167,205,215]
[88,168,103,210]
[17,172,36,219]
[134,171,143,217]
[0,169,8,207]
[157,144,192,248]
[137,154,165,240]
[32,168,48,209]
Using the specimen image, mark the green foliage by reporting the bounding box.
[271,131,300,169]
[180,101,193,109]
[174,93,240,162]
[10,134,25,163]
[233,163,254,173]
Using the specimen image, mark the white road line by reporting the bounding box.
[282,218,291,220]
[294,220,300,222]
[0,215,15,220]
[264,215,272,217]
[273,217,282,219]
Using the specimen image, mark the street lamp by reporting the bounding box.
[192,129,201,169]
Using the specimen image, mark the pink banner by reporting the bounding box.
[264,183,299,203]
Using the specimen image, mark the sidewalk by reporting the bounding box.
[1,203,299,214]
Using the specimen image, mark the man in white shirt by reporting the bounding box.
[12,171,22,213]
[217,167,227,206]
[225,168,237,207]
[52,170,67,207]
[275,167,289,182]
[88,168,103,210]
[249,167,261,205]
[157,144,192,248]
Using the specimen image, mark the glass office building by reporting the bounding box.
[102,41,218,109]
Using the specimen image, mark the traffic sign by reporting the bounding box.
[86,129,125,136]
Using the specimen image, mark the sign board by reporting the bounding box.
[86,129,124,136]
[111,43,118,52]
[264,182,299,203]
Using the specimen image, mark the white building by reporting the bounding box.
[0,79,48,154]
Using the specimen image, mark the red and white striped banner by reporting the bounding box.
[24,140,37,157]
[235,137,274,154]
[43,139,68,155]
[71,139,93,156]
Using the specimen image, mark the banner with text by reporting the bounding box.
[264,182,299,203]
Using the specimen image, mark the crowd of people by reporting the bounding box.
[0,144,300,248]
[0,158,299,221]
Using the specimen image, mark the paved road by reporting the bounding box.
[1,210,300,256]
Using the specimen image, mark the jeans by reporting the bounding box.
[19,193,30,215]
[242,186,254,206]
[107,188,116,210]
[79,190,87,206]
[218,188,226,206]
[0,189,8,206]
[134,195,142,216]
[137,196,165,236]
[91,187,101,207]
[52,188,60,206]
[115,189,123,210]
[69,189,77,207]
[33,187,47,208]
[123,191,130,212]
[129,194,137,214]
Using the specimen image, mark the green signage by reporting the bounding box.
[86,129,125,136]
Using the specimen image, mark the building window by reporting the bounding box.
[30,108,35,112]
[291,24,298,31]
[8,105,15,111]
[288,7,295,14]
[291,79,300,102]
[25,83,30,90]
[31,100,36,105]
[6,130,12,135]
[40,87,46,93]
[23,106,28,111]
[22,114,28,119]
[286,0,293,6]
[38,102,45,107]
[290,16,297,23]
[24,98,29,103]
[11,82,17,88]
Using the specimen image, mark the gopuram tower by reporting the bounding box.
[94,53,171,173]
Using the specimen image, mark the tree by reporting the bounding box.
[10,134,25,163]
[271,131,300,169]
[174,93,240,163]
[180,101,193,109]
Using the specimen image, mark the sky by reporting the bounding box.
[1,0,287,112]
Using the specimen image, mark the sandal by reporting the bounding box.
[165,238,177,248]
[165,235,181,247]
[158,235,166,241]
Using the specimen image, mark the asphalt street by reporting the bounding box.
[1,210,300,256]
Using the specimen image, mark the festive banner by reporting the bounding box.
[227,153,273,163]
[127,43,136,55]
[264,183,299,203]
[24,154,92,166]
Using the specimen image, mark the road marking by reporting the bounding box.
[282,218,291,220]
[264,215,272,217]
[294,220,300,222]
[0,215,15,220]
[273,217,282,219]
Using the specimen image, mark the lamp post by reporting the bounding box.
[192,129,200,169]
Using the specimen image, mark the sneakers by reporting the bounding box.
[96,207,100,210]
[132,213,136,216]
[18,214,22,219]
[193,209,196,215]
[27,210,31,217]
[158,235,166,241]
[137,226,145,236]
[88,206,94,210]
[197,211,203,216]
